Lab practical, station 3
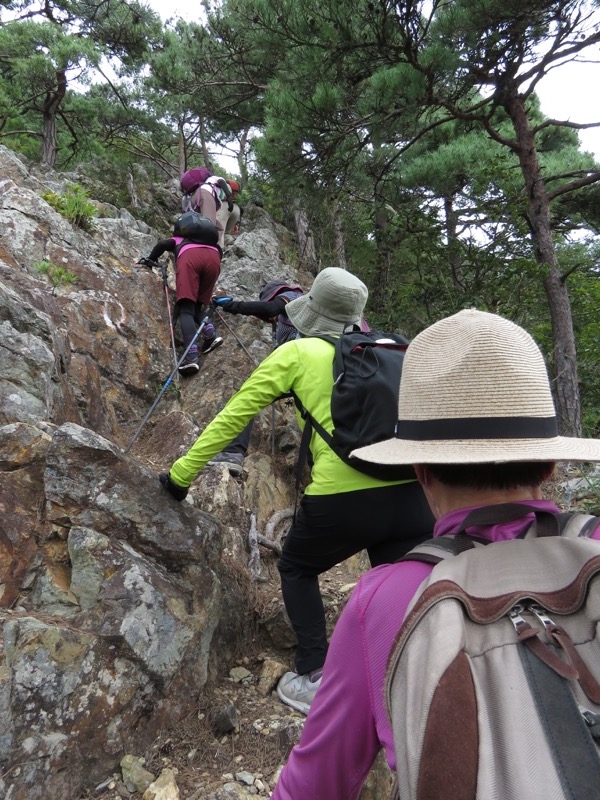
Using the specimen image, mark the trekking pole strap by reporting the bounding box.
[160,262,169,288]
[290,393,319,524]
[291,392,334,496]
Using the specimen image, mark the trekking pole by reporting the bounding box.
[214,309,259,367]
[270,322,277,454]
[154,259,179,374]
[124,314,211,454]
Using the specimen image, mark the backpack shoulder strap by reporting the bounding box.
[290,387,334,495]
[454,502,560,536]
[399,533,489,565]
[289,337,339,511]
[554,512,600,539]
[315,334,337,346]
[290,336,338,449]
[401,509,599,567]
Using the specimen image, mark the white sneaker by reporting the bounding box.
[277,671,322,715]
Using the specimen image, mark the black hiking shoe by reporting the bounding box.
[178,350,200,376]
[207,451,245,476]
[200,336,224,355]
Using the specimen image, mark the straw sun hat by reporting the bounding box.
[285,267,368,337]
[352,309,600,466]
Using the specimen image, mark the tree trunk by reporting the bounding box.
[331,198,348,270]
[371,137,398,314]
[293,199,318,273]
[127,167,139,208]
[237,128,249,187]
[178,121,186,175]
[443,193,464,290]
[41,68,67,167]
[505,92,581,436]
[199,119,213,171]
[372,204,393,312]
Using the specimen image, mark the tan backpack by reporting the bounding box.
[386,504,600,800]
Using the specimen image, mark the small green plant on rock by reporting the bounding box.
[35,259,77,291]
[42,183,97,232]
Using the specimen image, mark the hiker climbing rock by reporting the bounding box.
[157,267,434,715]
[209,277,370,474]
[138,211,223,376]
[270,309,600,800]
[215,179,242,249]
[180,168,233,246]
[207,278,305,474]
[203,175,234,227]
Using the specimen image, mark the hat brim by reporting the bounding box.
[351,435,600,465]
[286,294,357,337]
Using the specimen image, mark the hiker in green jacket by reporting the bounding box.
[158,267,434,714]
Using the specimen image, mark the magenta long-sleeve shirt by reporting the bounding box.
[271,500,600,800]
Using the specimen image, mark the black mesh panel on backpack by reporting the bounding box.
[329,332,415,481]
[174,211,218,246]
[294,331,416,482]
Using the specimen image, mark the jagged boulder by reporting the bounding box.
[0,421,223,799]
[0,145,310,800]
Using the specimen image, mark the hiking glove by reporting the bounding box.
[212,296,233,309]
[137,257,154,269]
[159,472,188,502]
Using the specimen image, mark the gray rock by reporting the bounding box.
[0,142,310,800]
[258,604,297,650]
[120,754,156,793]
[209,703,239,735]
[235,770,255,786]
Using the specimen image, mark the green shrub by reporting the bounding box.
[42,183,97,232]
[34,259,77,290]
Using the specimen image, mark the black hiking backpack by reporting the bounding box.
[294,330,416,482]
[173,211,219,247]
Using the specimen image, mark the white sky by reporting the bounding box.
[147,0,600,160]
[535,59,600,159]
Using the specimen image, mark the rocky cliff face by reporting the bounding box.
[0,145,313,799]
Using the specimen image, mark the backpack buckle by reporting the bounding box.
[582,709,600,742]
[529,603,557,634]
[507,603,528,634]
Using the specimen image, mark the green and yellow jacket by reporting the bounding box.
[169,337,410,495]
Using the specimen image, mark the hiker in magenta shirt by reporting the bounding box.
[271,309,600,800]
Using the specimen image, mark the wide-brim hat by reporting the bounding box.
[286,267,368,337]
[352,309,600,466]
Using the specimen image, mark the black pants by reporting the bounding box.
[177,300,215,352]
[277,481,435,675]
